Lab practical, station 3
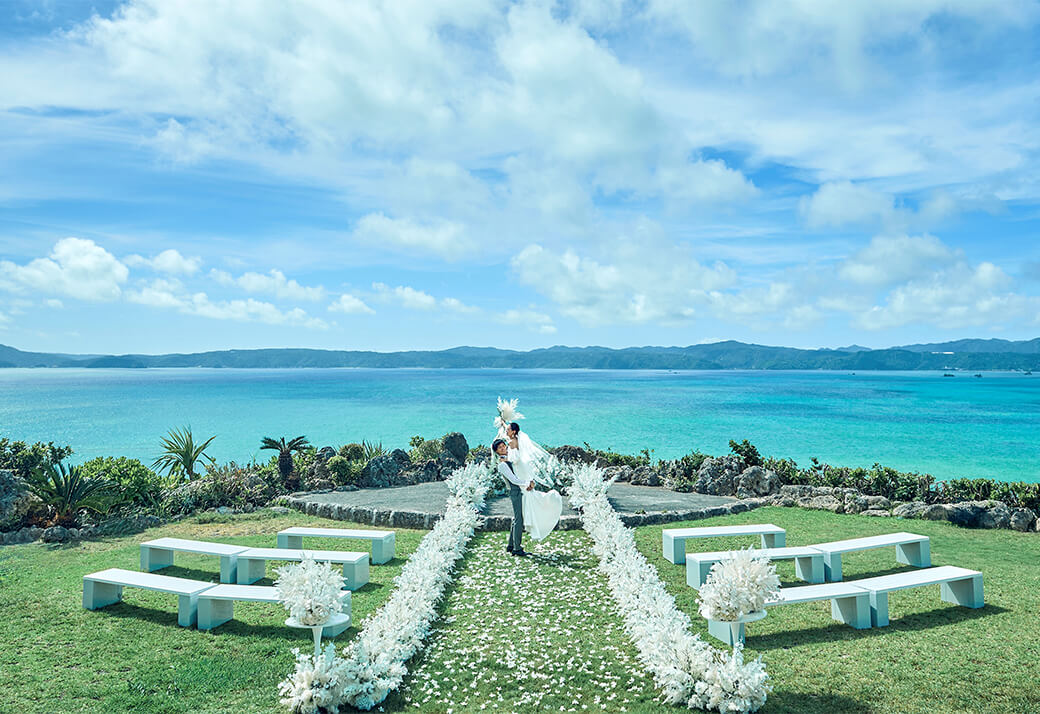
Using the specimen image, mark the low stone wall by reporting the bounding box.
[0,514,163,546]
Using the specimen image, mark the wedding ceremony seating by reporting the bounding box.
[662,524,786,564]
[235,547,370,589]
[196,584,352,633]
[687,546,825,589]
[83,568,216,627]
[849,565,984,627]
[810,532,930,581]
[140,537,250,583]
[276,526,396,564]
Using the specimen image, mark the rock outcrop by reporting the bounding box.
[0,469,36,532]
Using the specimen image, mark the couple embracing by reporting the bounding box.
[492,399,563,556]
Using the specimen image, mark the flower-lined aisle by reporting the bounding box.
[401,531,662,712]
[568,463,771,714]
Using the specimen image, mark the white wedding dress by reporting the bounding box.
[499,429,563,541]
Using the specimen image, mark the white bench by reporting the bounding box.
[662,524,786,564]
[811,532,930,582]
[197,584,352,635]
[705,581,870,646]
[236,548,370,590]
[277,527,396,565]
[851,565,984,627]
[687,546,824,590]
[140,537,249,584]
[83,568,215,627]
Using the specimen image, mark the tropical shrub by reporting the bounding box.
[326,455,364,486]
[260,435,311,491]
[160,461,275,516]
[662,451,709,492]
[79,457,164,511]
[153,426,216,481]
[408,435,442,463]
[26,462,115,527]
[338,443,365,461]
[0,438,73,480]
[729,439,763,467]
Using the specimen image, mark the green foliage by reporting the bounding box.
[153,426,216,482]
[338,443,365,461]
[728,439,763,467]
[259,435,310,489]
[937,478,1040,511]
[326,454,364,486]
[0,437,73,480]
[408,435,443,463]
[79,456,164,511]
[26,462,114,526]
[581,442,653,468]
[361,440,386,461]
[762,456,799,483]
[160,462,278,516]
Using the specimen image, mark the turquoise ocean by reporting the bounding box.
[0,368,1037,483]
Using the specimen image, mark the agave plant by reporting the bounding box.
[361,440,385,462]
[27,461,115,526]
[153,426,216,482]
[260,435,311,490]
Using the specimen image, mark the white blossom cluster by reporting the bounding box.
[277,462,493,713]
[566,462,772,714]
[696,548,781,623]
[274,555,346,626]
[278,645,346,714]
[402,532,659,711]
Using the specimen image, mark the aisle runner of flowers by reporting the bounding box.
[567,463,771,714]
[402,532,661,711]
[279,462,492,713]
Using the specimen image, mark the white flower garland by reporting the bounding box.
[697,548,781,623]
[567,462,772,714]
[275,555,346,626]
[278,462,492,713]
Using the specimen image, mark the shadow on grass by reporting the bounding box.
[750,603,1009,651]
[766,689,874,714]
[159,565,222,583]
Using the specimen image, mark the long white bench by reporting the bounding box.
[687,546,824,590]
[705,581,870,646]
[197,584,352,635]
[236,548,370,590]
[140,537,249,584]
[811,532,930,582]
[277,527,396,565]
[851,565,984,627]
[83,568,215,627]
[662,524,786,564]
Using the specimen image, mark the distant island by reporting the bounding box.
[3,338,1040,371]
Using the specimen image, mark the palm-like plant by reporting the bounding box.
[260,435,311,490]
[153,426,216,482]
[27,462,114,526]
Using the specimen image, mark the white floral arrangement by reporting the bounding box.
[278,462,493,712]
[567,462,771,714]
[278,644,347,714]
[274,554,345,626]
[697,548,781,623]
[493,396,524,430]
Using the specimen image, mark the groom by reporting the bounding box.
[493,438,533,557]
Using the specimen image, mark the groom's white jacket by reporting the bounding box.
[497,459,530,489]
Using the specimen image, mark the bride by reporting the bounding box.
[494,398,563,541]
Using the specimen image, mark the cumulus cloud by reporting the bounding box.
[328,294,374,315]
[839,234,957,287]
[372,282,477,313]
[352,214,470,261]
[210,268,324,301]
[0,237,128,301]
[799,181,895,229]
[501,308,557,334]
[125,248,202,275]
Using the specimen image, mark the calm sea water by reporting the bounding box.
[0,368,1037,483]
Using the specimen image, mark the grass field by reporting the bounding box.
[1,506,1038,713]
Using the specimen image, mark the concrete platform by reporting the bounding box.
[288,482,740,532]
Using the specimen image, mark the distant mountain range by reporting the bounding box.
[3,338,1040,370]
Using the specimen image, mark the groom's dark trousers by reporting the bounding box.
[507,482,524,551]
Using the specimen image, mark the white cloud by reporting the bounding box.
[328,294,374,315]
[839,234,957,287]
[207,268,324,301]
[501,308,557,334]
[44,299,64,309]
[125,248,202,275]
[371,282,478,314]
[799,181,895,229]
[0,237,128,301]
[353,214,470,260]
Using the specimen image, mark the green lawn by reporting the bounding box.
[1,507,1038,714]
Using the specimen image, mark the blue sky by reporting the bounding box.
[1,0,1039,354]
